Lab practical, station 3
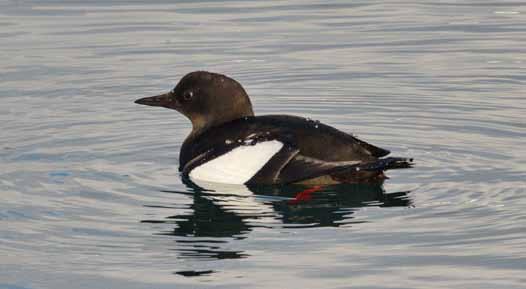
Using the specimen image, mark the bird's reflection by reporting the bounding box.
[142,178,412,262]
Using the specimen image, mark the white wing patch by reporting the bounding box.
[189,140,284,184]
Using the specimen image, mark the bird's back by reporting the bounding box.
[254,115,389,162]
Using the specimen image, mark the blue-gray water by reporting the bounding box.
[1,1,525,288]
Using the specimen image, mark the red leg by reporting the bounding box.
[288,186,323,205]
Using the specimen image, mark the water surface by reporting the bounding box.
[1,1,525,288]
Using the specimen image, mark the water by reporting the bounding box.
[1,0,525,288]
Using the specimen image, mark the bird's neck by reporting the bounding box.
[189,109,254,137]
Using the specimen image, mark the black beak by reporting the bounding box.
[135,93,175,109]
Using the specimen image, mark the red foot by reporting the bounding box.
[288,186,323,205]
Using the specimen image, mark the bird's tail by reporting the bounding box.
[359,157,414,171]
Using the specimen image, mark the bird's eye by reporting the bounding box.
[183,90,193,101]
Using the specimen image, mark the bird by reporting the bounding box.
[135,71,412,186]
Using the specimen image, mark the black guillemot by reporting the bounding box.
[135,71,413,185]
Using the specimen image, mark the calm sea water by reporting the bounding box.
[1,1,525,288]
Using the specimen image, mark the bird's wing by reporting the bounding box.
[182,131,298,185]
[182,128,390,185]
[271,155,362,184]
[352,137,390,158]
[273,155,414,184]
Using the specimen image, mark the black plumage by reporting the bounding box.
[135,71,413,185]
